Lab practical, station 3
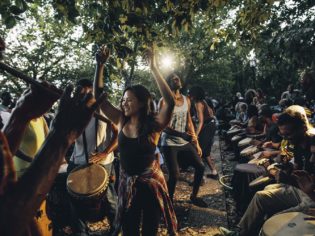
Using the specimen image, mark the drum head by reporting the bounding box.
[227,128,243,135]
[262,212,315,236]
[232,135,242,142]
[240,145,258,157]
[67,164,108,197]
[238,137,253,147]
[248,152,263,164]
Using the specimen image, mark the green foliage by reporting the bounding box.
[0,0,314,102]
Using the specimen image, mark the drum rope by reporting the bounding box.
[218,174,233,190]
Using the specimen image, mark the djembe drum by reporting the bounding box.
[67,163,109,222]
[261,212,315,236]
[240,145,260,159]
[238,137,253,149]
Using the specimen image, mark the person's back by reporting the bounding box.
[13,117,48,178]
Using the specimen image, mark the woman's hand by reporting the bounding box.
[143,45,157,70]
[95,45,110,65]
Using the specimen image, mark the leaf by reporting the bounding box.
[119,15,128,24]
[210,43,215,51]
[116,58,122,68]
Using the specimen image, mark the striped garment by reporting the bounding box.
[113,160,178,236]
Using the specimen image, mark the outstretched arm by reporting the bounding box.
[96,45,124,126]
[3,82,60,155]
[146,47,174,130]
[94,45,110,99]
[0,85,105,236]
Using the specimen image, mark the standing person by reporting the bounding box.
[159,74,206,207]
[67,46,118,234]
[189,86,218,178]
[100,47,177,236]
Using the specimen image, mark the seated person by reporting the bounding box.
[246,105,264,134]
[220,105,315,236]
[250,105,282,159]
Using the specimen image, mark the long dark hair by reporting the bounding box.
[121,85,160,139]
[189,86,205,102]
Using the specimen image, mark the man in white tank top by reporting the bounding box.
[68,46,118,234]
[159,73,207,207]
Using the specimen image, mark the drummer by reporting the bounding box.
[220,105,315,236]
[249,105,282,159]
[231,106,282,212]
[67,46,118,234]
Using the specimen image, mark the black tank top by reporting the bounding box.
[118,131,156,175]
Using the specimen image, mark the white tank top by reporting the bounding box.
[161,95,189,146]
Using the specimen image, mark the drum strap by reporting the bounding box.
[16,150,33,162]
[95,117,99,153]
[82,131,89,164]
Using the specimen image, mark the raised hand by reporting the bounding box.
[13,81,60,121]
[95,45,110,64]
[51,85,106,143]
[143,46,157,70]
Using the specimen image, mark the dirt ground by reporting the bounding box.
[157,135,232,236]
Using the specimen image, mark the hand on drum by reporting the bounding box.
[51,85,106,143]
[250,139,262,147]
[260,150,273,159]
[267,163,281,180]
[14,81,60,121]
[89,152,109,164]
[262,141,273,148]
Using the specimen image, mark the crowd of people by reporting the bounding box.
[0,41,219,236]
[217,70,315,235]
[0,35,315,236]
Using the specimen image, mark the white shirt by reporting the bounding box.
[70,111,114,166]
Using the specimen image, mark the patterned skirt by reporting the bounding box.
[113,160,178,235]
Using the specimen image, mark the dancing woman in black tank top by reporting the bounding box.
[99,46,178,236]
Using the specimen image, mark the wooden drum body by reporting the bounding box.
[67,163,109,222]
[261,212,315,236]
